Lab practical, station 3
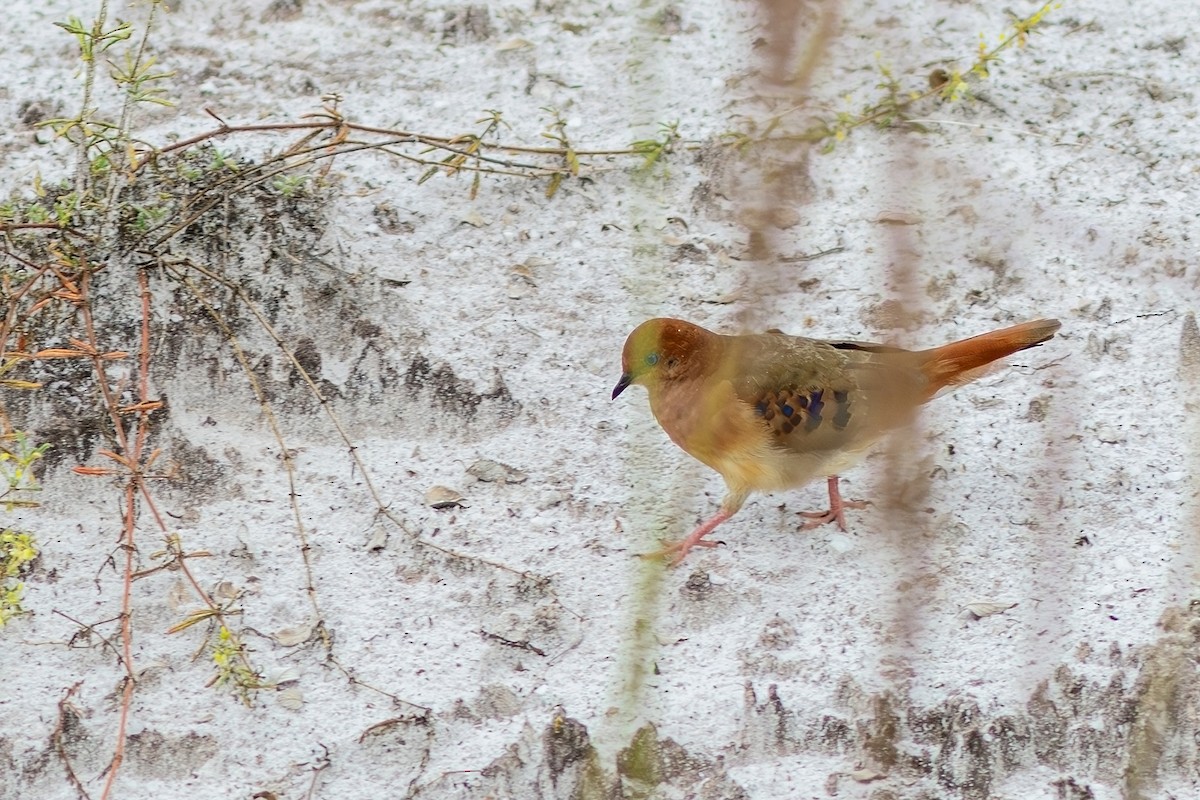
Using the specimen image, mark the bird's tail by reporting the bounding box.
[919,319,1061,400]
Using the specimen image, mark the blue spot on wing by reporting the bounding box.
[805,389,824,432]
[754,387,850,435]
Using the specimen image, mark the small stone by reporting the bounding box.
[827,533,854,553]
[536,490,567,510]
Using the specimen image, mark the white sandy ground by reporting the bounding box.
[1,0,1198,798]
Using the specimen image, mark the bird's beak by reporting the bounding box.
[611,373,632,400]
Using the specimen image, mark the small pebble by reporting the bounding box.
[827,533,854,553]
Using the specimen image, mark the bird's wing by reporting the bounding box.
[725,333,927,459]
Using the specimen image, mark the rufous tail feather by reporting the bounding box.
[919,319,1061,400]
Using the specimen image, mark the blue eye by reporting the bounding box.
[645,353,660,366]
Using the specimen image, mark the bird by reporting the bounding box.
[611,316,1061,564]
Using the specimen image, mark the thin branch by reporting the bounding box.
[52,681,92,800]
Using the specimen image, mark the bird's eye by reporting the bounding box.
[645,353,660,366]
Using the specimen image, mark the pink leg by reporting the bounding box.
[799,476,869,531]
[644,508,733,567]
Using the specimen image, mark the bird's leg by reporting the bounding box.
[799,476,869,531]
[645,509,730,566]
[644,490,747,566]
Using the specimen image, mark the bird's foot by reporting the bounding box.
[799,475,869,531]
[641,536,722,567]
[798,499,869,531]
[640,508,733,566]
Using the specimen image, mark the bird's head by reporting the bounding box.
[612,318,718,400]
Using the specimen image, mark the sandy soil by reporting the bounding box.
[1,1,1198,799]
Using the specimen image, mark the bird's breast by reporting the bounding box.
[648,378,826,493]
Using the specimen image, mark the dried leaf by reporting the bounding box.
[166,607,220,634]
[364,523,388,551]
[497,37,532,51]
[72,465,116,476]
[277,687,305,710]
[506,278,533,300]
[118,400,164,414]
[0,498,40,508]
[963,601,1017,619]
[269,667,301,686]
[848,768,887,783]
[417,165,439,185]
[31,348,88,360]
[274,621,315,647]
[166,580,190,612]
[467,459,527,484]
[460,210,488,227]
[425,485,466,509]
[702,288,743,304]
[874,210,921,225]
[1181,313,1200,372]
[98,449,133,468]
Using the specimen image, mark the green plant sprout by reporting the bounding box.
[418,108,511,199]
[735,0,1061,153]
[41,0,173,204]
[540,107,579,198]
[109,49,175,108]
[0,529,38,625]
[209,625,267,705]
[52,15,133,63]
[154,531,265,704]
[271,174,311,198]
[0,433,50,510]
[207,146,240,172]
[130,201,171,232]
[631,120,681,174]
